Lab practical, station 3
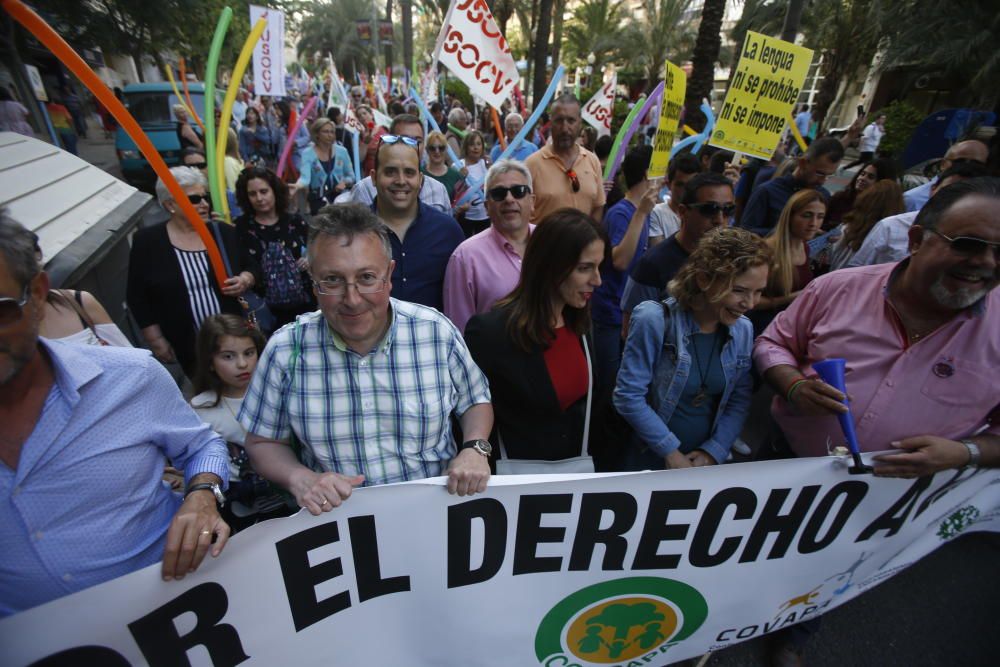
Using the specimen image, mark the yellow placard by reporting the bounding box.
[709,31,813,160]
[647,61,687,179]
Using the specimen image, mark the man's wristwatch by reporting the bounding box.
[185,482,226,508]
[461,439,493,457]
[960,440,981,468]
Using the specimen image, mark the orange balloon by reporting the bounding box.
[0,0,230,287]
[179,58,208,135]
[490,107,506,151]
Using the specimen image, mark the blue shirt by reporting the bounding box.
[666,331,728,453]
[592,199,649,326]
[372,200,465,311]
[738,175,829,237]
[620,233,690,314]
[489,140,537,164]
[903,179,934,212]
[0,340,229,617]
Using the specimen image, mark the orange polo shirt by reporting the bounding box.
[525,143,605,224]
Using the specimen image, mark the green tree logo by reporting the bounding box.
[937,506,980,540]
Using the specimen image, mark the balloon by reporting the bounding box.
[0,0,229,287]
[203,7,233,218]
[491,107,506,150]
[604,80,665,182]
[788,114,809,153]
[602,92,649,182]
[407,86,462,165]
[163,65,199,131]
[351,130,361,183]
[177,58,207,135]
[277,95,318,179]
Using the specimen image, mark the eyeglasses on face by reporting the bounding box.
[312,270,389,298]
[689,201,736,218]
[186,162,208,170]
[487,185,532,201]
[379,134,421,150]
[187,193,211,205]
[427,144,447,153]
[0,284,31,328]
[928,229,1000,259]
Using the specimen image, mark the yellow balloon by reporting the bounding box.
[215,17,268,223]
[788,115,809,153]
[163,65,197,123]
[682,124,697,136]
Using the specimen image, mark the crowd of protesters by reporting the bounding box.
[3,69,1000,667]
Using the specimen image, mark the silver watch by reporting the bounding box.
[185,482,226,507]
[462,439,492,457]
[960,440,980,468]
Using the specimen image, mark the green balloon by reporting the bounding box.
[203,7,233,217]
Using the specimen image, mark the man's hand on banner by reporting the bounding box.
[873,436,973,478]
[162,474,231,581]
[665,450,692,469]
[290,469,366,515]
[447,449,491,496]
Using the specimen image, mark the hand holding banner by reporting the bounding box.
[647,61,687,178]
[581,72,616,137]
[432,0,519,108]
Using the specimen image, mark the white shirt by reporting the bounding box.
[847,210,919,268]
[859,122,884,153]
[338,174,452,213]
[648,202,681,239]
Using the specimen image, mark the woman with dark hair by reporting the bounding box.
[828,179,904,270]
[464,208,608,472]
[294,117,352,214]
[238,107,273,166]
[825,157,898,228]
[615,227,771,470]
[456,129,490,237]
[234,166,314,328]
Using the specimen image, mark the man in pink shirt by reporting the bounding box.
[443,160,535,332]
[755,177,1000,474]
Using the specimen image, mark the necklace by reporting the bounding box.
[689,331,720,408]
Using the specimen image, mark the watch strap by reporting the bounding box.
[961,440,981,468]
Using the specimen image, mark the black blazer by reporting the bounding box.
[465,306,594,461]
[126,222,261,376]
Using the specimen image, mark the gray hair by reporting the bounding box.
[551,92,581,111]
[447,108,466,125]
[307,203,393,265]
[0,209,41,290]
[485,159,533,192]
[155,166,208,207]
[504,112,524,128]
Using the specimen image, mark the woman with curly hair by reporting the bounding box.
[614,227,771,470]
[828,179,904,270]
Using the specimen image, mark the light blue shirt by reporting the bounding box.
[489,139,537,163]
[903,179,935,212]
[0,340,229,617]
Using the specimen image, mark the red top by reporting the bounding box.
[543,327,588,412]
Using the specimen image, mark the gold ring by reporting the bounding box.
[200,530,211,536]
[320,498,329,506]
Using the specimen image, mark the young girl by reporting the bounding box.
[190,314,295,531]
[456,130,490,238]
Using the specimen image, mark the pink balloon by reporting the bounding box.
[277,95,319,179]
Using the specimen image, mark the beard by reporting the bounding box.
[928,275,995,310]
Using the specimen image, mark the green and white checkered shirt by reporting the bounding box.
[238,300,491,485]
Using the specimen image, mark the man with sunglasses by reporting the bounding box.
[0,216,232,617]
[338,114,452,213]
[755,177,1000,474]
[443,160,536,332]
[241,204,493,512]
[903,139,989,213]
[370,132,464,310]
[525,93,605,224]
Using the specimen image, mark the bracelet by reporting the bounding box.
[785,378,808,404]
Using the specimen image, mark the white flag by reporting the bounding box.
[249,5,286,97]
[327,54,349,110]
[432,0,519,108]
[581,71,616,136]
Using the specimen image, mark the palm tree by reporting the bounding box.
[630,0,697,85]
[296,0,377,80]
[531,0,554,104]
[562,0,631,75]
[683,0,725,131]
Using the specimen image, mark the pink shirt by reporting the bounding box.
[754,262,1000,458]
[443,224,533,333]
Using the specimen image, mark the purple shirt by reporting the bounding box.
[754,262,1000,458]
[443,224,533,332]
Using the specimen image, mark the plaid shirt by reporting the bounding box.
[238,300,491,485]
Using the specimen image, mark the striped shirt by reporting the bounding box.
[238,299,491,485]
[173,248,220,331]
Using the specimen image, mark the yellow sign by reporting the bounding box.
[647,61,686,178]
[709,31,813,160]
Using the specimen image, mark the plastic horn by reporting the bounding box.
[178,58,207,134]
[215,17,267,222]
[203,7,234,218]
[0,0,229,287]
[811,358,873,474]
[788,114,809,153]
[408,86,462,165]
[164,65,198,126]
[491,107,507,150]
[604,80,665,182]
[603,93,649,181]
[277,95,318,179]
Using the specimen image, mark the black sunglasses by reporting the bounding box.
[929,229,1000,259]
[487,185,532,201]
[427,144,447,153]
[0,285,30,327]
[187,193,211,205]
[379,134,421,149]
[186,161,208,170]
[689,201,736,218]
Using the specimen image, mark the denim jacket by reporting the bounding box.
[613,297,754,463]
[296,143,352,192]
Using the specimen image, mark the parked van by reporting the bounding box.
[115,82,211,190]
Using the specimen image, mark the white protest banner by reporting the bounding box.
[326,54,349,110]
[3,457,999,666]
[420,66,438,105]
[582,71,617,136]
[372,108,393,130]
[432,0,519,109]
[344,107,366,136]
[249,5,286,97]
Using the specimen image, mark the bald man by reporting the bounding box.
[904,139,989,212]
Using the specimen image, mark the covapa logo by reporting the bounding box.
[712,130,725,141]
[535,577,708,666]
[937,505,979,540]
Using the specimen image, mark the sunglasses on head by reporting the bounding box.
[187,193,211,205]
[567,169,580,193]
[0,284,30,328]
[379,134,421,149]
[689,201,736,218]
[487,185,532,201]
[929,229,1000,259]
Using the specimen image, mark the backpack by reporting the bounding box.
[260,240,309,307]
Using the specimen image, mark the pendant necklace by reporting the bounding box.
[690,331,720,408]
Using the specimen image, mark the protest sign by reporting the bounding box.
[249,5,286,97]
[647,61,687,178]
[3,457,999,666]
[432,0,519,109]
[581,71,617,137]
[710,31,812,159]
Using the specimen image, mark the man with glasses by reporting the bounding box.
[620,173,735,337]
[903,139,989,212]
[489,112,537,164]
[241,203,494,511]
[739,137,844,237]
[525,93,605,224]
[443,159,535,332]
[338,114,452,213]
[0,215,232,617]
